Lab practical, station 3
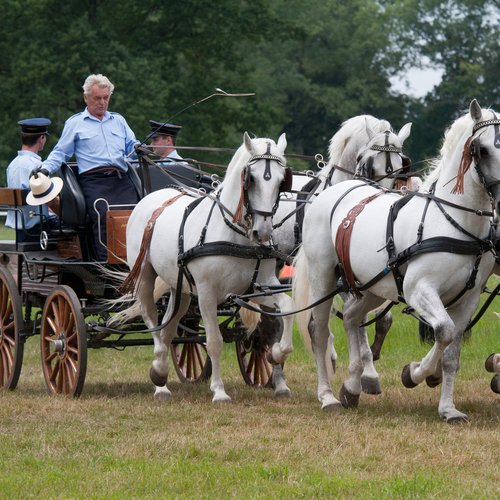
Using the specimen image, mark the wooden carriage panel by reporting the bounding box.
[106,209,132,264]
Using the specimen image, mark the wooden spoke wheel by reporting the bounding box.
[236,335,273,388]
[170,320,211,383]
[41,286,87,397]
[236,314,283,388]
[0,267,24,390]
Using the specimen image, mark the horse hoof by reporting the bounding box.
[485,353,499,373]
[401,364,417,388]
[339,384,360,409]
[445,414,470,424]
[491,374,500,394]
[154,388,172,402]
[321,401,343,412]
[425,374,442,388]
[213,395,232,404]
[275,387,292,398]
[361,376,382,395]
[150,367,168,387]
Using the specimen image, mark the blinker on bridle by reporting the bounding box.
[453,112,500,195]
[236,142,291,227]
[356,131,410,180]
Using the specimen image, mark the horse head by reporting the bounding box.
[230,132,289,243]
[354,122,412,188]
[451,100,500,214]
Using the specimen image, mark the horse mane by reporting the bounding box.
[421,110,475,192]
[323,115,392,176]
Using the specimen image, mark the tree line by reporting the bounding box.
[0,0,498,182]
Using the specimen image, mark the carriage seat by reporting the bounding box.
[56,163,88,228]
[148,161,206,192]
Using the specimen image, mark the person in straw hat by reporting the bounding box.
[6,118,61,242]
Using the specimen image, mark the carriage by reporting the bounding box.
[0,153,286,398]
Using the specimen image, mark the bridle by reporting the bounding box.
[239,142,292,223]
[467,113,500,198]
[355,130,411,181]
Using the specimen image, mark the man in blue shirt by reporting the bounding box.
[6,118,58,242]
[40,74,140,260]
[149,121,184,161]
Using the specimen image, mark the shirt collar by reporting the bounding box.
[18,150,41,161]
[83,107,111,122]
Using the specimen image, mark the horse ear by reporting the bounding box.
[244,131,254,155]
[470,99,483,123]
[277,133,287,155]
[365,118,375,140]
[398,122,412,144]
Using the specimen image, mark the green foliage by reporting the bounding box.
[0,0,498,182]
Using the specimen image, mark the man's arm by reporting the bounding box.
[42,119,77,174]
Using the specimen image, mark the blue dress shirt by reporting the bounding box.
[6,151,50,229]
[42,108,138,174]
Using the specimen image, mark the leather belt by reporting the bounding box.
[81,166,125,176]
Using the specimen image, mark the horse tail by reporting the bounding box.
[238,306,260,333]
[107,277,170,328]
[293,248,336,379]
[293,247,312,353]
[418,320,435,345]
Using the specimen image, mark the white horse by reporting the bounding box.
[273,115,412,258]
[272,116,412,370]
[294,99,500,422]
[122,132,294,402]
[109,116,413,374]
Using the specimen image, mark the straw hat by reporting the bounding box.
[26,172,63,206]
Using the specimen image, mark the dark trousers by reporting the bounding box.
[79,170,139,261]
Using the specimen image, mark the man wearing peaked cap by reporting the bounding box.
[149,120,183,161]
[6,118,59,242]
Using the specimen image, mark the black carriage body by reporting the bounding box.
[0,158,273,396]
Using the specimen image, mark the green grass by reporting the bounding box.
[0,217,14,239]
[0,278,499,498]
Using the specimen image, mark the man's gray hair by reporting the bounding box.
[82,74,115,95]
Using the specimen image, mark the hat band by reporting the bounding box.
[33,182,55,199]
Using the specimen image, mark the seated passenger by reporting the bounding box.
[149,121,184,162]
[6,118,60,242]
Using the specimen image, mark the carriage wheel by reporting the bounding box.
[236,313,283,388]
[40,286,87,397]
[0,267,24,390]
[170,321,212,383]
[236,335,273,387]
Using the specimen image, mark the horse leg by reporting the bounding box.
[425,358,442,388]
[371,310,393,361]
[151,292,191,401]
[196,292,231,403]
[438,334,469,423]
[341,293,383,407]
[310,299,342,410]
[249,292,294,397]
[131,264,170,397]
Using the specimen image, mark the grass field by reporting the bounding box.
[0,277,498,498]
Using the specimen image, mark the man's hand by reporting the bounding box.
[30,167,50,178]
[134,143,151,158]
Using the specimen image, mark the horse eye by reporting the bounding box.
[479,147,488,157]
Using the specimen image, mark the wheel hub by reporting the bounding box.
[52,336,66,355]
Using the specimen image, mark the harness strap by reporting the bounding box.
[229,283,343,317]
[359,236,490,293]
[178,241,277,265]
[119,191,187,295]
[335,190,386,297]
